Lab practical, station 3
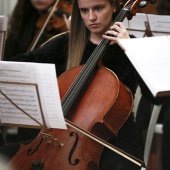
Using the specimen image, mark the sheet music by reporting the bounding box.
[124,13,170,38]
[124,13,147,37]
[148,14,170,36]
[0,83,43,126]
[118,36,170,97]
[0,61,67,129]
[0,16,8,60]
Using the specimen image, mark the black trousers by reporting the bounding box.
[136,96,170,170]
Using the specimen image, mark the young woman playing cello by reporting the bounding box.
[2,0,164,169]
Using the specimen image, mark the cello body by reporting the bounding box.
[7,65,133,170]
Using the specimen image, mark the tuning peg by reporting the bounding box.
[139,1,147,8]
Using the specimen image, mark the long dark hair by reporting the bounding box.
[7,0,37,38]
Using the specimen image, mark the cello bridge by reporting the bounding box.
[40,132,64,147]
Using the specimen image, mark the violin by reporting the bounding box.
[36,0,72,33]
[6,0,154,169]
[28,0,72,51]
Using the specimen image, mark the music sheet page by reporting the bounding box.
[124,13,170,38]
[0,61,66,129]
[148,14,170,36]
[123,13,147,37]
[118,36,170,97]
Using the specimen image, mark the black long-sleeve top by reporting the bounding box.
[7,32,163,105]
[4,10,59,61]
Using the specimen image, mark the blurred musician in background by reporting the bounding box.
[4,0,55,61]
[4,0,71,61]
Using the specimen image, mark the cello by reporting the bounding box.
[6,0,153,169]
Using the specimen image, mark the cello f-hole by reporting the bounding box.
[27,138,44,156]
[27,129,51,156]
[68,132,80,165]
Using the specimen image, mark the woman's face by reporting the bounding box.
[78,0,115,36]
[31,0,54,11]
